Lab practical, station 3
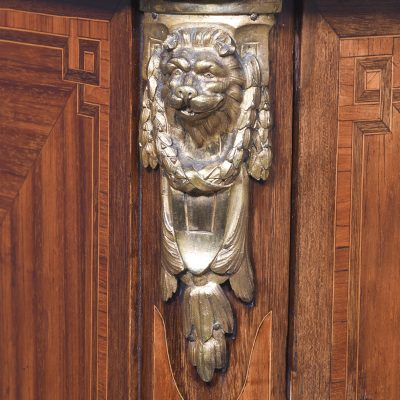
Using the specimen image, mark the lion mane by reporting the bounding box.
[160,28,245,149]
[140,27,273,193]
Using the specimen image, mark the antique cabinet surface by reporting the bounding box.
[0,1,399,400]
[0,1,134,399]
[291,1,400,400]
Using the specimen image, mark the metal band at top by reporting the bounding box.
[139,0,282,15]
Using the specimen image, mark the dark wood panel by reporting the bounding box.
[0,4,121,399]
[0,42,73,221]
[357,114,400,400]
[293,2,400,400]
[315,0,400,37]
[107,1,135,400]
[289,1,339,398]
[332,35,400,400]
[0,43,93,398]
[130,7,142,400]
[0,0,118,20]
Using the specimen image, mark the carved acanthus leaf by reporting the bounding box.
[184,282,234,382]
[247,86,273,181]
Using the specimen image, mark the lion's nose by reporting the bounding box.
[176,86,198,101]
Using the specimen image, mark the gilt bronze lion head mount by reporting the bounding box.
[140,24,273,382]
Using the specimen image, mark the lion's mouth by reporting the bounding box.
[167,94,226,121]
[177,100,224,121]
[177,106,212,121]
[179,107,196,117]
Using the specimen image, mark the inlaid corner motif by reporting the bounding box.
[140,19,275,382]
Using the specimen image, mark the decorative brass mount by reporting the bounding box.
[140,0,282,15]
[139,1,282,383]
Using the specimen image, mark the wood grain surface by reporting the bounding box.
[3,1,399,399]
[291,1,400,399]
[316,0,400,38]
[289,2,339,399]
[0,42,82,400]
[333,35,400,400]
[1,0,118,20]
[239,313,272,400]
[139,1,294,399]
[152,308,273,400]
[108,2,135,400]
[0,41,95,400]
[153,307,183,400]
[0,2,133,399]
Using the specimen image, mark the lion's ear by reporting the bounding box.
[214,30,236,56]
[163,32,179,51]
[139,51,161,169]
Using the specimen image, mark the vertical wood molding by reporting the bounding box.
[108,2,134,400]
[290,2,339,398]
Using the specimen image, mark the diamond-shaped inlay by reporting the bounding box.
[365,70,381,90]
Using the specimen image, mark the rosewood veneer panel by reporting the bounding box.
[0,3,135,399]
[292,1,400,399]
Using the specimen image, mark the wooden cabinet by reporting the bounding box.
[291,2,400,399]
[0,2,133,399]
[0,1,399,399]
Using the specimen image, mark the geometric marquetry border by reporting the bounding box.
[0,9,110,400]
[331,36,400,400]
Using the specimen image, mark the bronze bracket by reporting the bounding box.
[140,0,282,15]
[139,0,282,383]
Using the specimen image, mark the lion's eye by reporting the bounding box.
[204,72,215,79]
[173,69,183,76]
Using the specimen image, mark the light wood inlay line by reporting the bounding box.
[153,308,273,400]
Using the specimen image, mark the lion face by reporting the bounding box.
[158,29,246,147]
[161,48,232,121]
